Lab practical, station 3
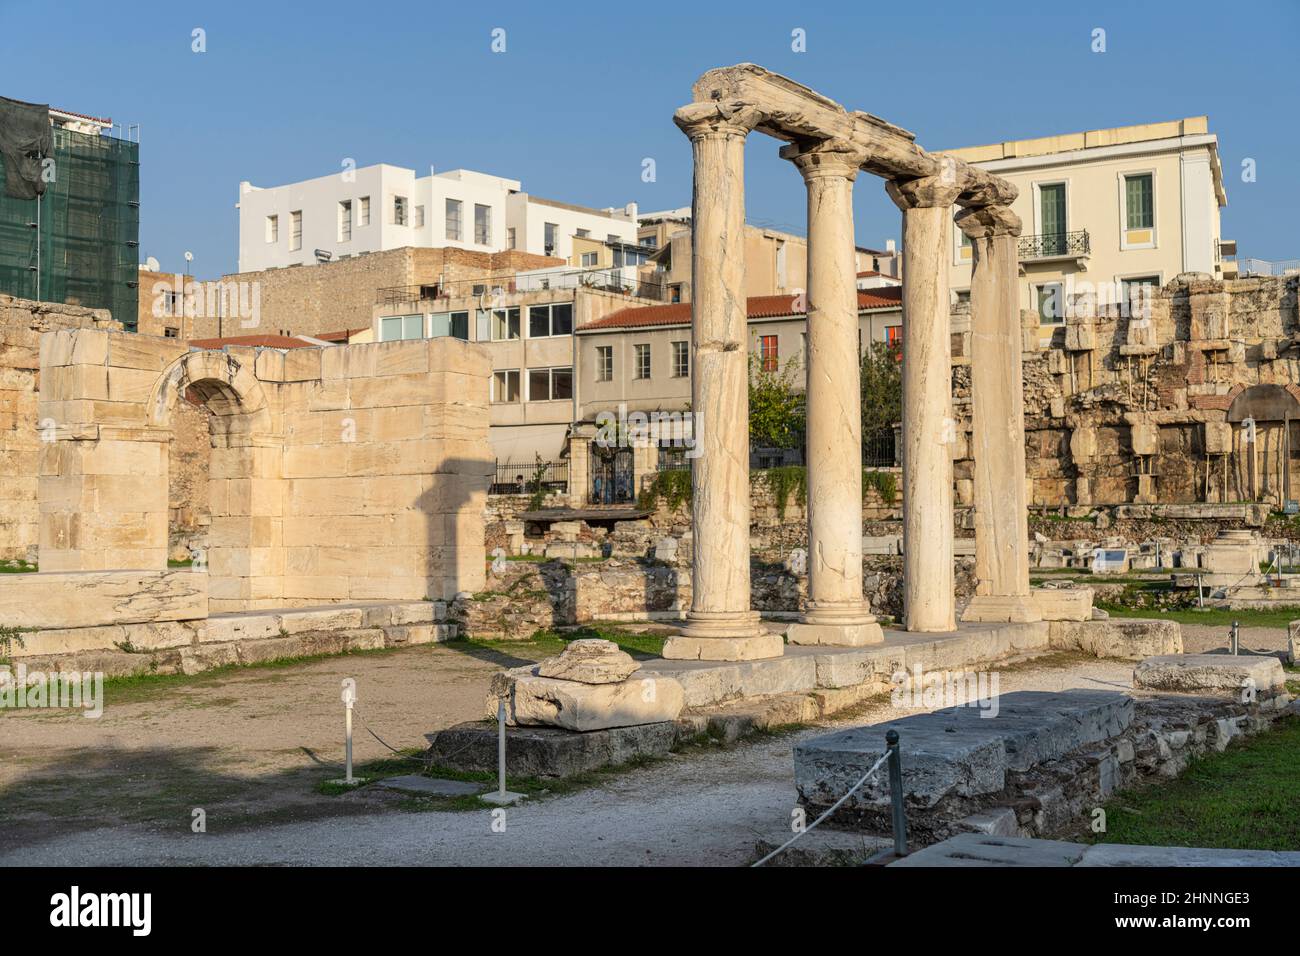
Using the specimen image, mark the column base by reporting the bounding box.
[661,633,785,661]
[960,594,1043,624]
[786,620,884,646]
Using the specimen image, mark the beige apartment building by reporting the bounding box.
[945,117,1232,331]
[637,209,899,303]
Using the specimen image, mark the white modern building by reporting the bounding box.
[237,163,639,273]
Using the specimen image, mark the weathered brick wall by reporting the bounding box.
[0,296,120,561]
[219,246,562,339]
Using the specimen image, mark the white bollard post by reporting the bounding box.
[328,678,364,787]
[480,693,525,806]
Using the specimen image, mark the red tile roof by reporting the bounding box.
[188,334,320,350]
[578,286,902,332]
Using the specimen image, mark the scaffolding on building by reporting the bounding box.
[0,123,139,330]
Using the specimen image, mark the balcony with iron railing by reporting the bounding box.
[1018,230,1090,261]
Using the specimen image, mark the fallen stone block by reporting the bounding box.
[0,569,206,629]
[1049,619,1182,660]
[536,639,640,684]
[1133,653,1286,694]
[492,669,684,731]
[426,720,678,778]
[1032,588,1094,622]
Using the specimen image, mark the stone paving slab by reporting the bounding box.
[890,833,1300,867]
[372,774,484,797]
[794,690,1134,810]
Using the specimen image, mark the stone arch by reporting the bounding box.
[150,349,283,610]
[1226,383,1300,423]
[1225,383,1300,505]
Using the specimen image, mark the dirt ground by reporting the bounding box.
[0,618,1288,866]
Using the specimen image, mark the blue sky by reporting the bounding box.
[2,0,1295,276]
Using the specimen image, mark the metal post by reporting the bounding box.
[343,681,356,784]
[1231,620,1240,656]
[886,729,907,857]
[496,696,508,799]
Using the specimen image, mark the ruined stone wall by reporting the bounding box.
[953,274,1300,508]
[0,296,120,562]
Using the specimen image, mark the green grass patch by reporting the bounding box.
[456,624,666,662]
[0,559,37,573]
[1088,717,1300,850]
[1098,604,1300,628]
[166,558,193,568]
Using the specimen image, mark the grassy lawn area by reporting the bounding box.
[1099,604,1300,628]
[0,559,37,573]
[1088,717,1300,851]
[458,624,667,661]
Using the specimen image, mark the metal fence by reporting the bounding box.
[489,459,568,496]
[1238,258,1300,277]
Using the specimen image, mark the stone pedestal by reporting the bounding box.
[888,176,962,632]
[783,139,882,647]
[665,103,780,662]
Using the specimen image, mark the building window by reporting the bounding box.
[413,205,425,229]
[163,326,179,338]
[338,200,352,242]
[528,302,573,338]
[491,307,520,341]
[428,311,470,340]
[265,214,278,243]
[669,284,682,303]
[393,196,408,227]
[528,366,573,402]
[507,227,516,250]
[445,199,462,241]
[1035,282,1064,325]
[634,344,651,380]
[492,369,520,403]
[359,196,370,227]
[576,228,590,238]
[474,204,491,245]
[1123,172,1155,247]
[672,340,689,378]
[1038,182,1067,255]
[760,334,779,371]
[544,222,559,256]
[379,314,425,342]
[596,345,613,382]
[290,210,302,251]
[1121,276,1160,317]
[580,252,598,267]
[607,234,619,243]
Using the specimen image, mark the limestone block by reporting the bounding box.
[1204,421,1232,456]
[1133,653,1285,694]
[0,569,207,629]
[498,671,684,731]
[278,606,365,634]
[1129,421,1159,457]
[1069,427,1096,463]
[536,639,641,684]
[1049,619,1181,660]
[198,612,281,644]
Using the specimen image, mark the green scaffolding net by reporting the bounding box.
[0,125,140,331]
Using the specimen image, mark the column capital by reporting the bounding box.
[955,203,1023,240]
[780,138,870,182]
[885,174,965,211]
[673,101,764,140]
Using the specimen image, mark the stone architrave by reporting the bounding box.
[887,174,965,632]
[661,102,782,663]
[956,203,1040,624]
[783,138,882,646]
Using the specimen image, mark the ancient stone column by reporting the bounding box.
[886,176,963,632]
[956,204,1041,623]
[662,103,782,661]
[783,139,882,645]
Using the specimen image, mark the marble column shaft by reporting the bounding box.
[886,176,963,632]
[784,140,881,646]
[663,104,781,661]
[957,204,1040,623]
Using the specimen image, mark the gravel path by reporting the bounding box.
[1,653,1139,867]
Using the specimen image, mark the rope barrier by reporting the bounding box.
[751,749,892,868]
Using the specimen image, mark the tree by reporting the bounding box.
[748,351,805,449]
[860,339,902,443]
